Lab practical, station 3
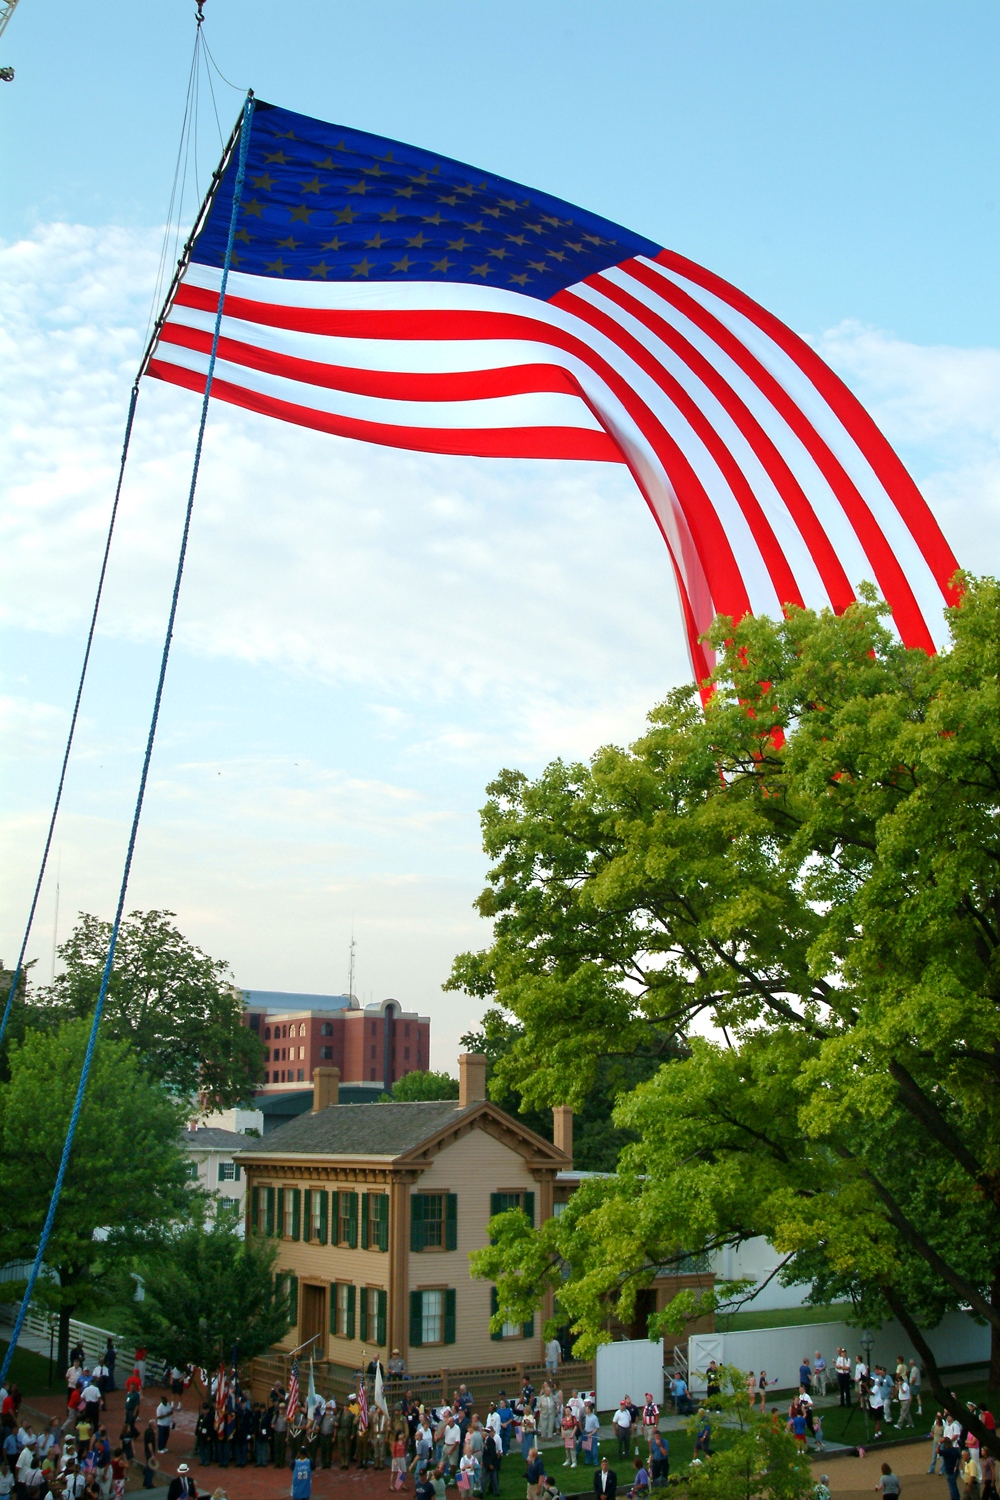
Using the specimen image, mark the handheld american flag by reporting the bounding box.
[146,99,960,684]
[287,1357,299,1422]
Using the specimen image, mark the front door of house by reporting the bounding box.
[301,1282,327,1356]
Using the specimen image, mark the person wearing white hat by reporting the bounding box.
[167,1464,193,1500]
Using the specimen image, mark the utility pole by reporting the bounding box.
[348,929,356,1002]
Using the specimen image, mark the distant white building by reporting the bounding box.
[181,1126,251,1225]
[711,1237,820,1312]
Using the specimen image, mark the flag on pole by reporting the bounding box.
[357,1374,369,1434]
[374,1363,388,1420]
[148,100,960,686]
[307,1353,316,1414]
[214,1362,227,1429]
[287,1357,299,1422]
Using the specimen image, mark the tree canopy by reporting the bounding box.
[0,1016,193,1368]
[383,1068,459,1101]
[31,909,263,1108]
[119,1208,293,1369]
[456,578,1000,1421]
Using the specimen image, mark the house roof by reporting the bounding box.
[236,1099,570,1168]
[181,1126,250,1151]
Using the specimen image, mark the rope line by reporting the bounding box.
[0,90,256,1388]
[0,380,141,1052]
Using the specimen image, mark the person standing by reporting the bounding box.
[961,1449,982,1500]
[291,1451,313,1500]
[102,1345,116,1397]
[582,1404,600,1467]
[897,1379,914,1429]
[612,1404,632,1461]
[545,1337,561,1381]
[835,1350,852,1408]
[875,1462,900,1499]
[929,1415,946,1473]
[909,1363,923,1419]
[594,1457,617,1500]
[272,1404,288,1470]
[641,1397,659,1454]
[481,1432,500,1497]
[648,1433,668,1489]
[756,1374,769,1415]
[813,1354,827,1398]
[940,1439,961,1500]
[869,1369,886,1440]
[165,1464,193,1500]
[194,1405,212,1468]
[154,1401,173,1456]
[561,1408,579,1470]
[525,1450,546,1500]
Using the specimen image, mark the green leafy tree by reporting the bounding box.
[382,1069,459,1102]
[119,1208,293,1369]
[39,910,263,1108]
[457,578,1000,1434]
[682,1367,811,1500]
[0,1017,193,1369]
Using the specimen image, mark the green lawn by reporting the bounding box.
[813,1374,996,1448]
[0,1337,60,1396]
[491,1432,695,1500]
[719,1304,853,1332]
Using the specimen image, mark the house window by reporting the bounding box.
[285,1194,295,1237]
[360,1285,386,1345]
[491,1191,534,1222]
[321,1046,333,1060]
[337,1191,358,1247]
[219,1161,236,1181]
[365,1193,388,1250]
[421,1288,443,1344]
[184,1159,199,1180]
[310,1193,323,1240]
[334,1281,355,1338]
[419,1193,444,1248]
[219,1196,239,1210]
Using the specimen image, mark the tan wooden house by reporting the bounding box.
[238,1055,573,1373]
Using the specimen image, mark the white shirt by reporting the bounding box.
[444,1424,461,1448]
[854,1363,868,1382]
[898,1382,910,1401]
[16,1451,35,1479]
[156,1402,174,1423]
[835,1355,850,1374]
[81,1385,101,1405]
[485,1412,501,1439]
[613,1408,631,1430]
[944,1420,962,1441]
[869,1384,884,1411]
[598,1471,613,1492]
[92,1366,108,1381]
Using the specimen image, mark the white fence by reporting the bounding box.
[596,1338,665,1412]
[688,1311,990,1395]
[0,1301,168,1385]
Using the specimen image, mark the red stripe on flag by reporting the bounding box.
[643,256,936,652]
[147,357,626,463]
[607,263,858,614]
[655,249,961,606]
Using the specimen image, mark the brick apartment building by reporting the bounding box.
[240,991,431,1132]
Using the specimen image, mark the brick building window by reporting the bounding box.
[264,1049,270,1061]
[297,1068,304,1081]
[321,1022,333,1036]
[321,1046,333,1060]
[263,1072,269,1083]
[264,1027,271,1040]
[299,1023,306,1037]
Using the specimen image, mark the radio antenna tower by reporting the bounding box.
[348,928,356,1002]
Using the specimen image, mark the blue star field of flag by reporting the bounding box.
[191,100,662,302]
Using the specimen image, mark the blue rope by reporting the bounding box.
[0,381,140,1054]
[0,91,256,1387]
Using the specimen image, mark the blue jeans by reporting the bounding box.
[945,1475,959,1500]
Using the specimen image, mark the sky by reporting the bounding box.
[2,1,999,1069]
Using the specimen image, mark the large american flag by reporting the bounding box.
[286,1357,299,1422]
[146,100,959,684]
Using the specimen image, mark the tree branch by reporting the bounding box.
[888,1060,1000,1204]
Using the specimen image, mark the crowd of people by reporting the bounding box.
[0,1339,131,1500]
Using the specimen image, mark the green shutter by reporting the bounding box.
[252,1185,259,1232]
[490,1286,502,1341]
[217,1162,226,1183]
[277,1187,285,1236]
[287,1274,299,1326]
[266,1186,275,1237]
[302,1189,311,1242]
[410,1194,426,1253]
[329,1284,337,1335]
[346,1283,356,1340]
[444,1287,456,1345]
[361,1192,370,1250]
[409,1290,423,1347]
[318,1190,328,1246]
[359,1286,368,1343]
[347,1191,358,1249]
[490,1193,503,1217]
[291,1188,301,1241]
[234,1162,241,1182]
[376,1289,387,1346]
[523,1192,534,1226]
[378,1193,389,1253]
[522,1311,534,1340]
[445,1193,457,1251]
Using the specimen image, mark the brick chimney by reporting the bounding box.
[458,1053,487,1108]
[553,1104,573,1167]
[312,1066,340,1112]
